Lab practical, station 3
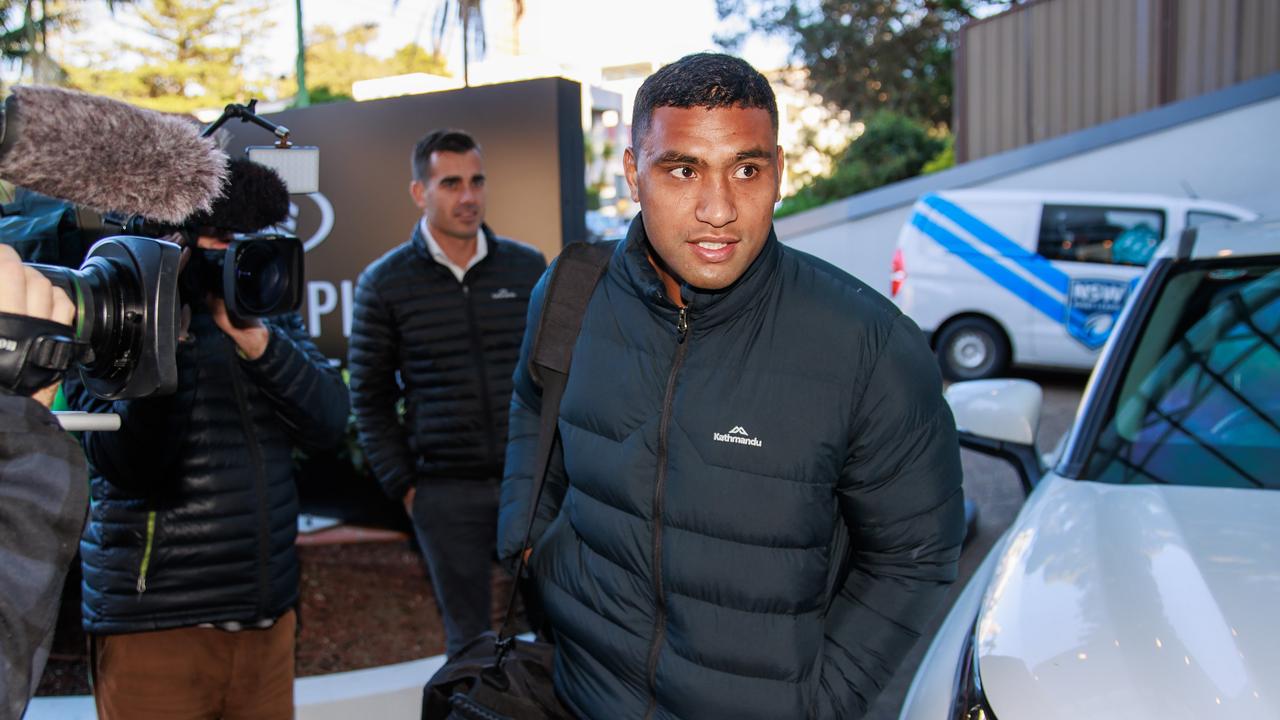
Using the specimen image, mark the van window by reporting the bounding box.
[1186,210,1239,229]
[1038,205,1165,267]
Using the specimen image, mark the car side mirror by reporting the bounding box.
[946,379,1044,495]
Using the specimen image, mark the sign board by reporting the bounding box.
[222,77,586,364]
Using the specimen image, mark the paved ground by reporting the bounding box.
[864,369,1087,720]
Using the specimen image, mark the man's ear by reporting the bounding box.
[409,179,426,210]
[774,145,785,203]
[623,147,640,203]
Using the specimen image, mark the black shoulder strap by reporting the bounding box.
[499,240,614,641]
[528,240,616,388]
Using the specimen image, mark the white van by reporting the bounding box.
[892,189,1256,379]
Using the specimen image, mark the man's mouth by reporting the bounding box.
[689,237,738,262]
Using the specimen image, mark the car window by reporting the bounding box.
[1186,210,1239,229]
[1083,261,1280,489]
[1038,205,1166,267]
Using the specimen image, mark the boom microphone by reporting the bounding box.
[0,85,227,223]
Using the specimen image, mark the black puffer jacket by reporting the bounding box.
[499,219,965,719]
[66,310,348,634]
[348,224,546,500]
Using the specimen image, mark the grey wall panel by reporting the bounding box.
[957,0,1279,161]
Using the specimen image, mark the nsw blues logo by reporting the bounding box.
[1066,279,1130,349]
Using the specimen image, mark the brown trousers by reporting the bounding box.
[92,610,296,720]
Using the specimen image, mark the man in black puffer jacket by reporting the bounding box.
[65,160,349,720]
[349,128,545,656]
[498,54,965,719]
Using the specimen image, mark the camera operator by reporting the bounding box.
[0,245,86,720]
[63,160,349,720]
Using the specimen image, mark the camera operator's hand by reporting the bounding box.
[0,245,75,408]
[208,295,269,361]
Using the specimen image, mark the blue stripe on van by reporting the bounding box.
[922,193,1071,294]
[910,212,1072,325]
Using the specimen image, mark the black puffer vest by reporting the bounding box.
[349,225,547,500]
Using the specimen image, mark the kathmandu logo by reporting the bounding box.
[713,425,763,448]
[491,288,518,300]
[0,337,15,352]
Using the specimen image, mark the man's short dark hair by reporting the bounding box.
[412,129,480,181]
[631,53,778,150]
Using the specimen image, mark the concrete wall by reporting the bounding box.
[778,75,1280,298]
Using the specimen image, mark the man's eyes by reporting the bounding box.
[665,165,762,180]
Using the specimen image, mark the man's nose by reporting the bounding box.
[694,176,736,228]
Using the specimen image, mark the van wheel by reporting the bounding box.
[935,317,1008,380]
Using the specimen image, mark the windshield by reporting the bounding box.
[1082,259,1280,489]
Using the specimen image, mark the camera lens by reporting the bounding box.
[234,241,287,315]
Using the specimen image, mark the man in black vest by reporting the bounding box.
[349,129,546,657]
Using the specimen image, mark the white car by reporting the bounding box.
[900,219,1280,719]
[892,190,1256,380]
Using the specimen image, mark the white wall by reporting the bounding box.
[779,95,1280,298]
[983,96,1280,214]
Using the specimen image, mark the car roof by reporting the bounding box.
[1156,217,1280,261]
[933,189,1255,217]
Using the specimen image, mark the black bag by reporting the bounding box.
[421,239,616,720]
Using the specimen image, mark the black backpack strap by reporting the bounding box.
[528,240,617,387]
[499,240,615,641]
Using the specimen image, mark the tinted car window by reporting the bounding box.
[1084,261,1280,489]
[1038,205,1166,266]
[1186,211,1239,229]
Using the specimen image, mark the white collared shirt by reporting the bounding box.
[420,218,487,282]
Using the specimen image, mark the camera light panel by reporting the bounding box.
[246,146,320,195]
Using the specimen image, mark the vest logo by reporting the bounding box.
[491,288,518,300]
[0,337,16,352]
[713,425,763,448]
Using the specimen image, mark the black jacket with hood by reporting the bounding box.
[498,218,965,719]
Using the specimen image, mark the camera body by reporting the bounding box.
[2,95,313,402]
[30,235,182,399]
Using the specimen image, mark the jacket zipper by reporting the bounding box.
[135,510,156,593]
[462,283,499,467]
[644,305,690,719]
[228,351,272,619]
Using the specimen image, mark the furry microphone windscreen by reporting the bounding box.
[187,158,290,233]
[0,85,227,224]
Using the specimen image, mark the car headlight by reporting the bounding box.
[951,622,998,720]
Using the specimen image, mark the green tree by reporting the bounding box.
[775,111,948,217]
[65,0,271,114]
[717,0,1016,127]
[274,23,448,105]
[387,39,448,76]
[0,1,133,84]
